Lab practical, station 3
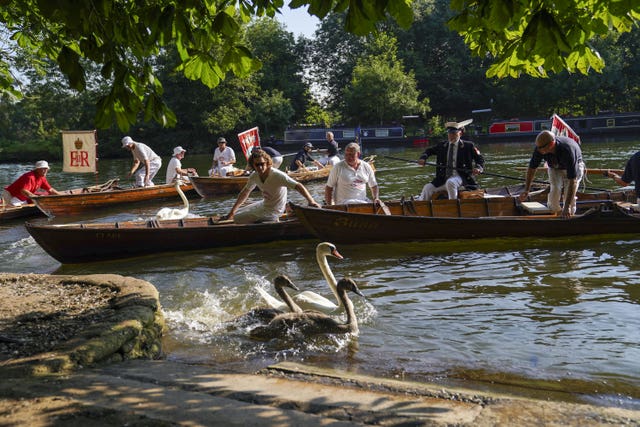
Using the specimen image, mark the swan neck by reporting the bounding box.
[177,184,188,207]
[275,284,302,313]
[339,289,358,333]
[317,251,340,305]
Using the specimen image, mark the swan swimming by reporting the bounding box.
[249,278,364,341]
[256,242,343,314]
[155,180,189,220]
[227,275,301,329]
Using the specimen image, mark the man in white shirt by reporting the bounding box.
[121,136,162,187]
[222,149,320,224]
[210,137,236,176]
[325,142,379,205]
[166,146,198,183]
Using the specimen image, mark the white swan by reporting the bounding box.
[249,278,364,340]
[257,242,343,314]
[155,180,189,220]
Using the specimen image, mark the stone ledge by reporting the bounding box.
[0,273,165,377]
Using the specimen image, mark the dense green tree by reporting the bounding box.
[393,0,492,118]
[245,19,309,123]
[448,0,640,78]
[0,0,411,130]
[308,13,367,113]
[251,89,295,136]
[343,33,427,125]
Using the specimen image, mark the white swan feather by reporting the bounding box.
[259,242,343,314]
[156,181,189,220]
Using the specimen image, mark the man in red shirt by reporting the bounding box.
[2,160,61,206]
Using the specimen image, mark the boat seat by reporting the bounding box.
[431,187,484,200]
[520,201,552,214]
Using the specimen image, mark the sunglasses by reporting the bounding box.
[254,162,266,167]
[447,128,460,133]
[536,140,553,151]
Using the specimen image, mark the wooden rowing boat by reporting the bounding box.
[31,180,197,217]
[25,215,312,263]
[0,204,42,221]
[191,157,376,198]
[191,167,332,197]
[290,198,640,244]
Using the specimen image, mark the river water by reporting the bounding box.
[1,140,639,408]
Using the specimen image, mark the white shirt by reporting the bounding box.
[213,146,236,167]
[132,142,161,164]
[242,168,299,215]
[326,160,377,204]
[165,157,182,183]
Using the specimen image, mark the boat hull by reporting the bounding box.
[32,182,197,217]
[291,199,640,244]
[26,216,312,263]
[0,204,42,221]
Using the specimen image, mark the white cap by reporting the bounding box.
[173,146,186,156]
[35,160,49,169]
[121,136,135,147]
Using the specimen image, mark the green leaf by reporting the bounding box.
[57,46,86,91]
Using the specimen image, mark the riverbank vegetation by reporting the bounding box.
[1,0,639,161]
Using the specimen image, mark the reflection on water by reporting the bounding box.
[1,141,640,408]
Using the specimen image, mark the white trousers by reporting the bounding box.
[2,190,26,206]
[233,201,280,224]
[547,162,585,214]
[134,159,162,187]
[418,176,463,200]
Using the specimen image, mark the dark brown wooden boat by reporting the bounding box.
[191,167,332,198]
[191,157,376,198]
[25,215,312,263]
[31,180,197,217]
[0,204,42,221]
[290,198,640,244]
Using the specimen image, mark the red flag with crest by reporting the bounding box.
[551,114,580,144]
[237,127,261,160]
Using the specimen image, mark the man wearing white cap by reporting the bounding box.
[2,161,61,206]
[417,119,484,200]
[166,146,198,184]
[121,136,162,187]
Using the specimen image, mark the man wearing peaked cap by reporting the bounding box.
[2,160,61,206]
[166,146,199,184]
[416,118,485,200]
[121,136,162,187]
[289,141,324,172]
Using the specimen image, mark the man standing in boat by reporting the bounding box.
[122,136,162,187]
[325,142,379,205]
[519,130,585,218]
[416,119,484,200]
[321,131,341,166]
[222,148,320,224]
[2,160,61,206]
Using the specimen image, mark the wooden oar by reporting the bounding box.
[516,167,624,176]
[384,155,612,192]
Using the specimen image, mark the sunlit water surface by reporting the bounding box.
[1,140,640,408]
